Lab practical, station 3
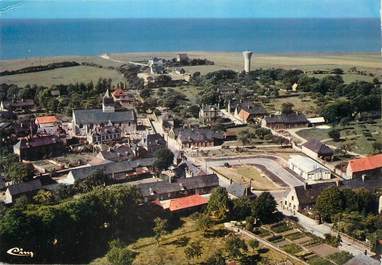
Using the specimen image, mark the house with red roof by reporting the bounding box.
[154,194,209,213]
[35,115,59,127]
[346,154,382,179]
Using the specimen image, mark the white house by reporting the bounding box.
[288,155,331,181]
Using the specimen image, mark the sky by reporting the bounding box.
[0,0,380,19]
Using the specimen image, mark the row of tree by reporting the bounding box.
[0,185,160,264]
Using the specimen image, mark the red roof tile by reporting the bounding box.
[36,115,58,124]
[169,194,208,212]
[349,154,382,173]
[238,109,251,122]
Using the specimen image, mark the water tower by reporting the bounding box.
[242,51,253,73]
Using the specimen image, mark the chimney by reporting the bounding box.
[169,175,172,183]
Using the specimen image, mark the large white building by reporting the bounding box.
[288,155,331,181]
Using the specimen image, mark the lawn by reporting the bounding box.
[327,251,353,265]
[0,65,126,87]
[90,217,293,265]
[265,95,319,117]
[307,256,336,265]
[281,243,303,255]
[297,120,382,155]
[211,165,281,191]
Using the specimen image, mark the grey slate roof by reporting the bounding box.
[295,182,336,206]
[16,135,61,149]
[7,179,42,196]
[175,128,224,143]
[73,109,136,125]
[264,112,308,124]
[227,183,252,198]
[137,174,219,197]
[69,158,155,182]
[240,102,267,116]
[303,139,334,156]
[344,254,379,265]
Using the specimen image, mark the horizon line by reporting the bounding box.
[0,16,379,20]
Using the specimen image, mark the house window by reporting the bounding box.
[291,196,294,201]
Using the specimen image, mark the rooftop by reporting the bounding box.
[302,139,333,156]
[168,194,208,212]
[15,135,61,149]
[264,112,308,124]
[36,115,58,125]
[137,174,219,198]
[73,109,136,125]
[175,128,224,143]
[289,155,330,173]
[7,179,42,196]
[348,154,382,173]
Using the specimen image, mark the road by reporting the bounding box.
[203,156,304,188]
[99,54,148,67]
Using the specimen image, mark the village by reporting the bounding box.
[0,51,381,265]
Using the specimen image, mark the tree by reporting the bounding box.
[107,245,135,265]
[140,88,151,98]
[328,129,341,142]
[204,251,226,265]
[153,148,174,170]
[33,190,56,205]
[5,162,32,183]
[372,142,382,154]
[196,214,213,235]
[207,187,231,221]
[225,235,248,260]
[248,239,259,250]
[184,241,203,263]
[153,217,168,245]
[188,105,200,118]
[252,192,277,224]
[315,187,344,222]
[238,129,255,145]
[281,102,294,114]
[232,197,253,220]
[321,100,353,123]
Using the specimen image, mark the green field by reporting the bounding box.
[297,120,382,155]
[265,95,319,117]
[90,217,295,265]
[0,65,126,87]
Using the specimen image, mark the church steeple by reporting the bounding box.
[102,89,115,112]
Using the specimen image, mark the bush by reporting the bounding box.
[270,222,291,233]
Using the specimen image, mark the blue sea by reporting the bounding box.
[0,18,380,60]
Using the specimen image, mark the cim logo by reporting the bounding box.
[6,247,34,258]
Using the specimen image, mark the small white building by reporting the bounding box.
[288,155,331,181]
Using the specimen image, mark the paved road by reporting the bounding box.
[204,156,304,188]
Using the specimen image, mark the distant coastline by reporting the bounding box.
[0,18,379,60]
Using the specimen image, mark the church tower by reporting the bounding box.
[102,89,115,113]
